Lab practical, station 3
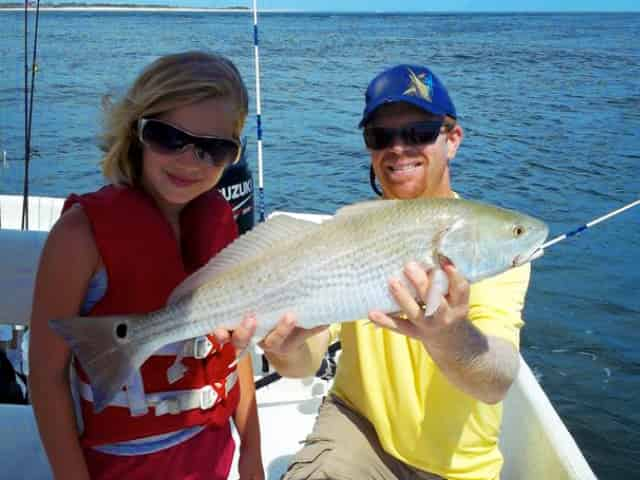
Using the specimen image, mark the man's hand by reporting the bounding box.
[368,259,471,347]
[258,313,331,379]
[369,259,519,404]
[210,312,328,372]
[258,312,328,357]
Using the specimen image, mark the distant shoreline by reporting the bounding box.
[0,6,636,14]
[0,6,254,12]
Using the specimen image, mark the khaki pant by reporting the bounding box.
[282,395,443,480]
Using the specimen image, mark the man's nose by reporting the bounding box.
[387,134,408,151]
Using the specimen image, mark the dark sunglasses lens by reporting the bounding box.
[402,123,442,146]
[363,121,444,150]
[198,139,240,166]
[363,127,392,150]
[142,120,188,152]
[142,120,239,166]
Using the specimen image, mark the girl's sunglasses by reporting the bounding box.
[137,118,241,167]
[363,120,447,150]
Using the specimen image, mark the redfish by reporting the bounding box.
[50,197,548,411]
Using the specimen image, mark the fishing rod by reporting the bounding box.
[252,0,265,223]
[251,0,271,375]
[21,0,42,231]
[536,198,640,255]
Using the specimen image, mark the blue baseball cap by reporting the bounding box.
[359,64,457,127]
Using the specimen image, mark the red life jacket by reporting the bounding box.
[63,185,240,447]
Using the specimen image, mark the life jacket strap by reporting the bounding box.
[164,336,217,384]
[77,371,238,417]
[155,336,216,359]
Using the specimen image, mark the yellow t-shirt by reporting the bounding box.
[330,263,531,480]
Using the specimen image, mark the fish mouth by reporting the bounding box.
[512,247,545,267]
[512,222,549,267]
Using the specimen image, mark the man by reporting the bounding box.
[259,65,531,480]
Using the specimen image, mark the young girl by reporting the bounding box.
[29,51,264,480]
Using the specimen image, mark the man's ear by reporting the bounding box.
[447,124,464,160]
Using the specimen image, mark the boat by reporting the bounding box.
[0,192,598,480]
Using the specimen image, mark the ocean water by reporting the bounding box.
[1,10,639,478]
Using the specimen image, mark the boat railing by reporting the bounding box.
[0,195,64,231]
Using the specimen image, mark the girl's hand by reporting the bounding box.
[212,314,258,351]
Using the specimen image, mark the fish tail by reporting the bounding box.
[49,313,153,412]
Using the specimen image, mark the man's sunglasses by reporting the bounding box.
[137,118,241,167]
[363,120,448,150]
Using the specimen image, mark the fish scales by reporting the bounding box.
[115,201,494,346]
[154,217,393,341]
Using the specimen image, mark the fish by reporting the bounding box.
[49,197,548,411]
[403,68,432,101]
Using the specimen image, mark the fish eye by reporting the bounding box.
[512,225,526,237]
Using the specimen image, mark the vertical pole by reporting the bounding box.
[252,0,265,223]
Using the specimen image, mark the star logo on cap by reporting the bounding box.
[403,68,432,102]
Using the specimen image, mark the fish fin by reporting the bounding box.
[334,199,400,219]
[168,215,319,304]
[49,314,152,412]
[423,268,449,316]
[433,218,473,271]
[433,218,464,247]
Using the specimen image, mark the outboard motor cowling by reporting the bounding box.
[217,140,255,235]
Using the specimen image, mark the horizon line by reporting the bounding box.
[1,5,639,13]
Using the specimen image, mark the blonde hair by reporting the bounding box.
[101,51,249,185]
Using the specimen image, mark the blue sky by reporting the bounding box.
[2,1,639,12]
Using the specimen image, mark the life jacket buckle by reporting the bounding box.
[200,385,217,410]
[191,336,214,359]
